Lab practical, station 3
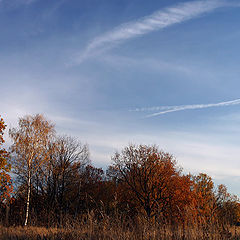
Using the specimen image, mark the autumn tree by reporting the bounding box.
[44,135,90,224]
[0,116,12,203]
[191,173,217,225]
[111,144,193,220]
[9,114,55,226]
[216,184,239,226]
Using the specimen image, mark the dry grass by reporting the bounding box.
[1,225,240,240]
[0,228,236,240]
[1,214,240,240]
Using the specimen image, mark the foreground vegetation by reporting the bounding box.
[0,215,240,240]
[0,114,240,239]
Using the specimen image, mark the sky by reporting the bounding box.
[1,0,240,195]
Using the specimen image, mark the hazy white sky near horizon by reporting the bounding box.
[2,0,240,195]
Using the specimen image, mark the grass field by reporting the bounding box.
[0,223,239,240]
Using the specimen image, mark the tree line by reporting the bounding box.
[0,114,239,231]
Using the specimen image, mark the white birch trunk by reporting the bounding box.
[24,169,31,226]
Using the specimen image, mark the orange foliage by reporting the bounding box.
[0,116,13,202]
[189,173,217,225]
[112,145,195,221]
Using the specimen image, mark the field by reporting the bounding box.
[0,217,239,240]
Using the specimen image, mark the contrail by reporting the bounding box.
[76,0,236,63]
[132,98,240,117]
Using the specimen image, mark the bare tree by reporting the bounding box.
[9,114,55,226]
[46,135,90,224]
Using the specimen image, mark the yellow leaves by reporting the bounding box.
[9,114,55,175]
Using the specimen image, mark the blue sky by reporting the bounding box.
[2,0,240,195]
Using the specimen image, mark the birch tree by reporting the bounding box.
[9,114,54,226]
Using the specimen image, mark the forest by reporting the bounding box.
[0,114,240,240]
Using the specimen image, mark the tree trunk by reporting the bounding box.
[24,170,31,226]
[5,203,9,226]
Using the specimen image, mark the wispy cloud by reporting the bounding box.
[132,98,240,117]
[76,0,234,63]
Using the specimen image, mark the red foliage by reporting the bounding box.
[0,116,13,202]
